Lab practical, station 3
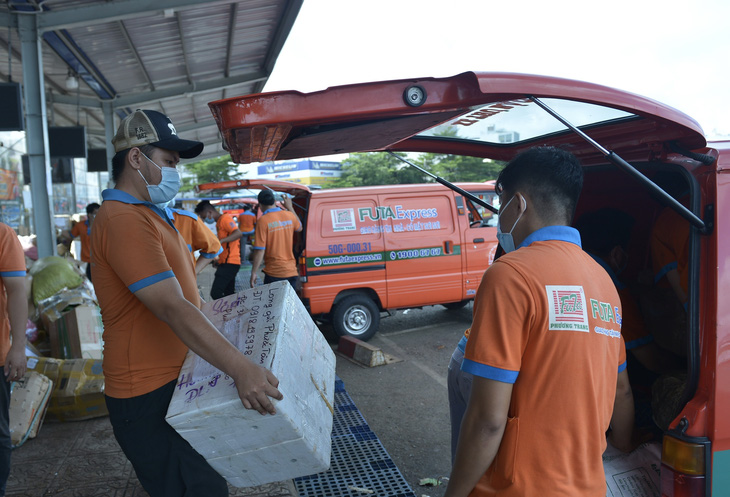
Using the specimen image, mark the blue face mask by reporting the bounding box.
[156,199,172,211]
[137,153,181,204]
[496,195,526,253]
[204,215,215,225]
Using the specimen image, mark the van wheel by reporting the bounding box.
[332,295,380,341]
[442,300,469,310]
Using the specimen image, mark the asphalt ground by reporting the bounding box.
[326,304,473,497]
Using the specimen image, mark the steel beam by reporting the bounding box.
[111,70,267,107]
[47,91,101,108]
[37,0,234,33]
[102,101,116,183]
[18,14,55,258]
[118,20,155,90]
[224,3,237,77]
[176,12,193,85]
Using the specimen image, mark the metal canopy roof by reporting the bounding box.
[0,0,303,160]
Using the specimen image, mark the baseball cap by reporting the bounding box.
[258,190,276,206]
[112,109,204,159]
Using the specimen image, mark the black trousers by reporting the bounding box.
[106,381,228,497]
[263,273,300,291]
[0,380,11,497]
[211,263,240,300]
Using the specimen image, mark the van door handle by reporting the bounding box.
[473,238,485,243]
[444,240,452,254]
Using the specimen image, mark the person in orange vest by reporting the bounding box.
[163,203,222,275]
[61,202,100,281]
[92,109,281,496]
[194,200,242,299]
[238,204,256,266]
[0,222,27,495]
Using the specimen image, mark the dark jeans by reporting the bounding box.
[0,380,10,497]
[106,380,228,497]
[211,263,240,300]
[263,273,300,291]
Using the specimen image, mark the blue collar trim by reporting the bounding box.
[168,207,198,222]
[518,225,582,250]
[102,189,177,232]
[263,207,282,215]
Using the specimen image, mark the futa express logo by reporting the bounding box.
[358,205,438,222]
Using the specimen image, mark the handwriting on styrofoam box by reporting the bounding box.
[176,286,282,405]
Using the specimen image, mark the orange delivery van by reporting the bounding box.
[207,71,730,496]
[197,178,500,341]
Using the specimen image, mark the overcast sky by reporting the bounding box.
[264,0,730,141]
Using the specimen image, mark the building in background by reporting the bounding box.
[256,159,341,187]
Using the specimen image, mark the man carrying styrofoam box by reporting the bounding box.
[166,281,336,488]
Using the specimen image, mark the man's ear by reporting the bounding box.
[127,147,144,170]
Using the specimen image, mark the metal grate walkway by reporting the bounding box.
[295,378,417,497]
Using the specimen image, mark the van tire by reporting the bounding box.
[442,300,469,310]
[331,295,380,341]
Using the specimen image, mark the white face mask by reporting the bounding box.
[496,195,526,253]
[137,152,181,204]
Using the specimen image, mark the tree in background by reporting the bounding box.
[180,155,241,192]
[424,153,504,183]
[327,152,427,188]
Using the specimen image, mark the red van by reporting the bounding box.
[208,72,729,496]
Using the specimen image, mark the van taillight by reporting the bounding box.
[298,256,307,276]
[661,435,707,497]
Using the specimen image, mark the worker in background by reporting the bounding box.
[92,109,282,497]
[163,202,222,275]
[61,202,100,281]
[194,201,242,299]
[250,190,302,290]
[0,222,28,495]
[238,204,256,266]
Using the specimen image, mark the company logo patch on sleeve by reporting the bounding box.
[545,285,590,332]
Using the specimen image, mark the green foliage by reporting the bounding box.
[180,155,240,192]
[425,153,505,183]
[326,152,428,188]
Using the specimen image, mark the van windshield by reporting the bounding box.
[418,98,635,145]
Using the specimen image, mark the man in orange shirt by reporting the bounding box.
[238,204,256,265]
[445,147,635,497]
[0,222,27,495]
[92,109,282,497]
[61,202,100,281]
[250,190,302,289]
[165,204,222,275]
[195,201,242,299]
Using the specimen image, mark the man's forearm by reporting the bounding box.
[445,410,505,497]
[195,256,213,275]
[609,370,635,451]
[7,282,28,346]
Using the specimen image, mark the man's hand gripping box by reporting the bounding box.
[165,281,336,487]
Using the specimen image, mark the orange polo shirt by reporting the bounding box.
[217,212,241,265]
[0,223,25,365]
[168,207,222,261]
[71,218,92,262]
[463,226,625,497]
[91,190,200,398]
[253,207,302,278]
[238,211,256,235]
[651,204,689,295]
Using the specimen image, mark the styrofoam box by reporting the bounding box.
[165,281,336,488]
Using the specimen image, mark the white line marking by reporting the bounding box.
[377,335,448,389]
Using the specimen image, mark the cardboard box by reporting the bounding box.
[9,371,53,447]
[166,281,336,488]
[27,357,107,421]
[42,304,104,360]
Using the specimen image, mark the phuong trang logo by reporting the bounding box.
[545,285,589,332]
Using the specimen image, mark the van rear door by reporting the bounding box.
[376,190,462,308]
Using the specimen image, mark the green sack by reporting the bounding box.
[29,256,70,276]
[32,259,83,305]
